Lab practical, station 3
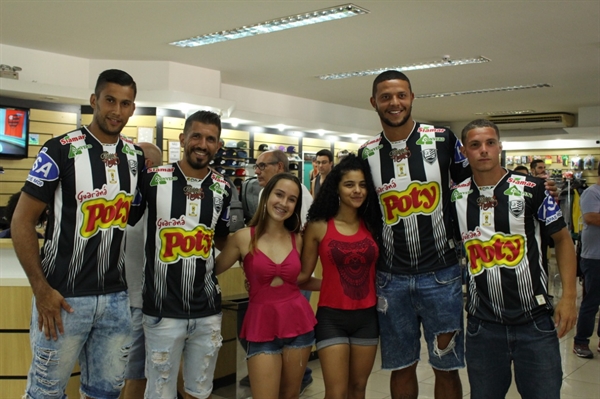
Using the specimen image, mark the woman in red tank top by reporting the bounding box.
[299,154,382,399]
[216,173,317,399]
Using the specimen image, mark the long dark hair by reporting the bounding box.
[308,154,381,241]
[248,173,303,253]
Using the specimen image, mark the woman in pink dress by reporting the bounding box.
[216,173,317,399]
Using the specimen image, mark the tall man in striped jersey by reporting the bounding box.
[359,70,469,399]
[454,119,576,399]
[130,110,231,399]
[12,69,143,399]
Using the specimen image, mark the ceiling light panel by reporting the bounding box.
[170,4,369,48]
[318,56,490,80]
[417,84,552,99]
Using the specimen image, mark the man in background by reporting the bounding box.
[312,149,333,198]
[530,159,547,177]
[573,162,600,358]
[513,165,529,174]
[121,142,162,398]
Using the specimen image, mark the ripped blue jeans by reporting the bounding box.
[25,291,132,399]
[143,313,223,399]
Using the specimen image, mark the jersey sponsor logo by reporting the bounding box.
[150,173,178,186]
[211,172,228,185]
[122,143,143,156]
[68,143,92,159]
[465,232,525,276]
[60,133,86,145]
[28,149,60,183]
[361,136,382,148]
[380,181,440,225]
[121,135,135,145]
[509,200,525,217]
[415,134,445,145]
[422,148,437,164]
[159,224,214,263]
[209,182,229,197]
[128,160,138,176]
[101,151,120,167]
[80,192,133,238]
[417,127,446,134]
[451,188,472,202]
[184,185,204,200]
[451,181,471,190]
[477,195,498,210]
[362,145,383,159]
[507,177,536,187]
[504,186,522,196]
[390,147,411,162]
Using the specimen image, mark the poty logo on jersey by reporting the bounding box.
[362,145,383,159]
[101,151,120,167]
[390,147,411,162]
[380,181,440,225]
[465,232,525,276]
[68,144,92,159]
[60,133,86,145]
[150,174,178,186]
[415,134,445,145]
[122,144,143,156]
[159,224,214,263]
[27,149,59,187]
[80,192,133,238]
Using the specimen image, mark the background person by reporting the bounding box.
[0,191,47,238]
[299,154,381,399]
[513,165,529,174]
[312,149,334,198]
[216,173,317,399]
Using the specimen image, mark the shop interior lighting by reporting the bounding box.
[170,4,369,48]
[416,84,551,99]
[318,56,490,80]
[474,110,537,116]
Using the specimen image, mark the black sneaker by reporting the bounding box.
[299,375,313,396]
[573,343,594,359]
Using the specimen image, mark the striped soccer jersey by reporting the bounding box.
[452,170,565,324]
[134,163,232,319]
[359,123,470,274]
[22,127,144,297]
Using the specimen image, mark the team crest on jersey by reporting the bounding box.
[128,160,138,176]
[60,133,86,145]
[379,181,440,225]
[482,212,492,226]
[464,232,525,276]
[122,144,143,157]
[422,149,437,164]
[184,185,204,200]
[68,144,92,159]
[362,145,383,159]
[27,149,59,187]
[150,174,178,186]
[108,169,118,184]
[509,200,525,218]
[101,152,120,167]
[477,195,498,210]
[416,134,445,145]
[396,163,407,176]
[390,147,411,162]
[214,197,223,215]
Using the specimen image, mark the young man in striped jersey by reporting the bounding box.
[12,69,143,399]
[454,119,577,399]
[130,110,231,399]
[359,70,469,399]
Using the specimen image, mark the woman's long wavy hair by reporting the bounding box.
[248,173,303,253]
[308,154,382,242]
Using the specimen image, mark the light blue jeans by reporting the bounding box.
[25,291,132,399]
[124,307,146,380]
[143,314,222,399]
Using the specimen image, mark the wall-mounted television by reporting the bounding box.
[0,105,30,159]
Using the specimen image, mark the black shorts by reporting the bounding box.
[314,306,379,350]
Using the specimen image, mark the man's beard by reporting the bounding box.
[376,106,412,128]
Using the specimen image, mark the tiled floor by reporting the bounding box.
[214,261,600,398]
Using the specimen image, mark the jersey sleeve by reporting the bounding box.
[21,139,62,204]
[534,181,566,236]
[128,169,150,226]
[448,130,472,184]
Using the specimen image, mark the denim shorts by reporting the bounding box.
[376,264,465,371]
[143,313,222,399]
[246,330,315,359]
[466,314,562,399]
[124,307,145,380]
[315,306,379,350]
[25,291,132,399]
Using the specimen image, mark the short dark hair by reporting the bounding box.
[316,149,333,162]
[372,70,412,98]
[184,110,222,135]
[530,159,544,170]
[94,69,137,98]
[461,119,500,143]
[513,165,529,174]
[6,192,47,226]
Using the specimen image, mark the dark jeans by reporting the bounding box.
[466,314,562,399]
[574,257,600,345]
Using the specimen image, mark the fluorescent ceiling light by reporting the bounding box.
[170,4,369,48]
[417,84,552,98]
[474,110,536,116]
[318,56,490,80]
